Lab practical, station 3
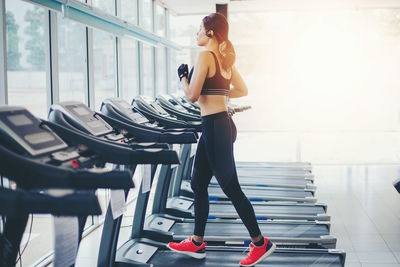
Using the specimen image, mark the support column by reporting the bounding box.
[0,0,8,104]
[216,4,228,19]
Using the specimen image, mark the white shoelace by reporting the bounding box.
[242,245,253,255]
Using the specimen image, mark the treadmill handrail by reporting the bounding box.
[0,143,134,190]
[97,112,164,142]
[43,120,180,165]
[0,187,101,216]
[100,104,198,144]
[156,96,201,122]
[100,103,166,133]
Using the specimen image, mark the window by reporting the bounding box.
[92,0,115,16]
[169,14,204,84]
[140,0,153,32]
[93,30,116,110]
[120,38,139,102]
[6,0,48,119]
[168,48,179,93]
[156,46,167,94]
[120,0,138,25]
[155,4,166,37]
[141,44,155,97]
[58,15,86,103]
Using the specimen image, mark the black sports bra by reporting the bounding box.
[201,52,230,96]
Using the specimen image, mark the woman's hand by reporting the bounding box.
[177,64,189,81]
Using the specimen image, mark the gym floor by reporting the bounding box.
[58,133,400,266]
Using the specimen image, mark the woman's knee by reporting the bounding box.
[190,174,208,193]
[220,180,244,201]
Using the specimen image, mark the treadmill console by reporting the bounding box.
[51,102,114,137]
[106,98,150,124]
[160,95,187,113]
[0,106,67,156]
[140,96,170,117]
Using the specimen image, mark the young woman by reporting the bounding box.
[167,13,276,266]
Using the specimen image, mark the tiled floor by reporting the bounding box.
[312,165,400,267]
[71,164,400,267]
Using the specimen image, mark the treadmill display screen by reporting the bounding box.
[0,108,68,156]
[119,101,132,109]
[113,100,149,123]
[73,107,90,116]
[8,114,33,126]
[151,102,168,115]
[63,103,112,136]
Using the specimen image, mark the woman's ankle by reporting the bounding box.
[192,235,204,244]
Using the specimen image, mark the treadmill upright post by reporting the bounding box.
[171,144,192,197]
[130,164,158,239]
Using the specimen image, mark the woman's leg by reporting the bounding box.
[210,117,262,239]
[191,135,213,242]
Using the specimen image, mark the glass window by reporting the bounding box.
[168,48,179,93]
[155,4,166,37]
[141,44,155,97]
[170,14,204,46]
[156,46,167,94]
[120,0,138,25]
[120,38,139,102]
[93,30,116,110]
[140,0,153,32]
[58,15,86,103]
[6,0,48,119]
[92,0,115,15]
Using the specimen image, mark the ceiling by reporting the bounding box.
[162,0,400,16]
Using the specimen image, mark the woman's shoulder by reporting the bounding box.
[197,50,214,60]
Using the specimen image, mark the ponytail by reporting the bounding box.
[202,12,235,71]
[219,39,235,71]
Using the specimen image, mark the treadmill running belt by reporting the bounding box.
[171,222,329,239]
[210,177,310,186]
[207,187,313,198]
[236,171,313,179]
[207,203,326,216]
[150,250,344,266]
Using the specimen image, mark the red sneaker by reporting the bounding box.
[240,238,276,266]
[167,237,207,259]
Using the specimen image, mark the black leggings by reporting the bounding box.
[191,111,262,238]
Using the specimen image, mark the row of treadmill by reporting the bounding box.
[0,93,348,266]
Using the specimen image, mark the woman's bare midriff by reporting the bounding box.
[198,94,228,116]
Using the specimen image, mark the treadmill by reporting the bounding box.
[169,92,201,115]
[0,106,140,266]
[143,163,336,249]
[48,101,196,146]
[98,160,345,267]
[156,94,201,122]
[100,98,329,221]
[132,95,202,132]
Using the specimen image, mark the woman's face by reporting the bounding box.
[196,22,209,47]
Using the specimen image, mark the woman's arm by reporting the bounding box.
[228,66,248,98]
[181,51,210,103]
